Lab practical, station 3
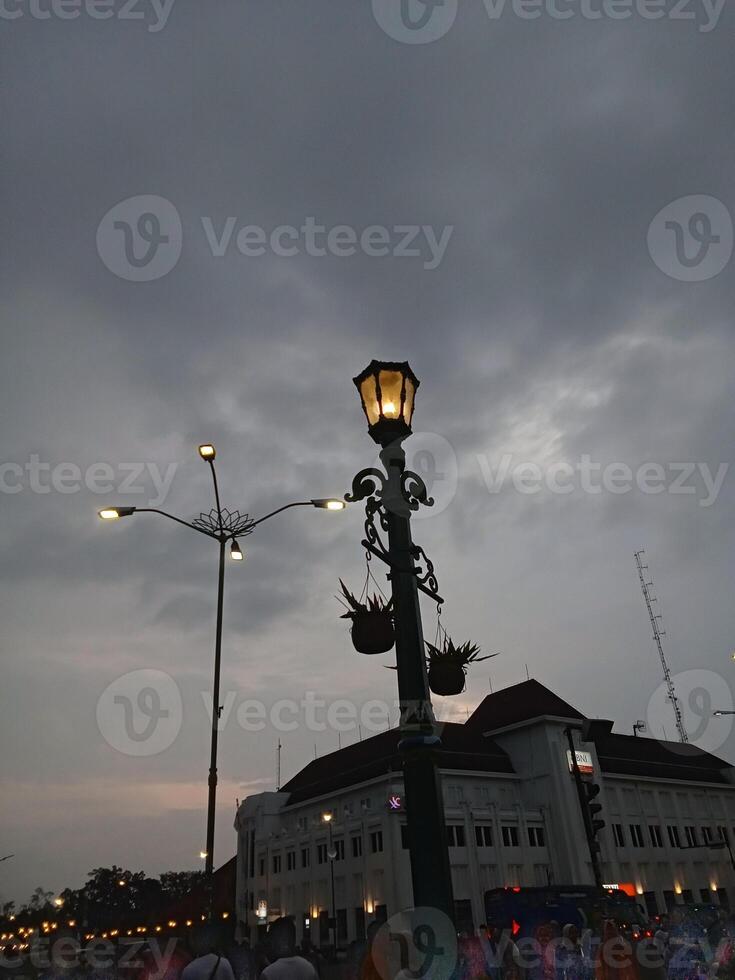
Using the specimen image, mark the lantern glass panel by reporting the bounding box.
[378,369,404,420]
[403,376,416,426]
[359,375,380,426]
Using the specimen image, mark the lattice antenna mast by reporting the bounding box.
[634,550,688,743]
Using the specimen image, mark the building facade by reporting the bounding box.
[234,680,735,944]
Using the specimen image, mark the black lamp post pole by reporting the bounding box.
[381,444,455,923]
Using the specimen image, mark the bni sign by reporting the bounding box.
[566,750,594,775]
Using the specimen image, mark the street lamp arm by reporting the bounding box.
[206,460,224,528]
[249,500,314,530]
[134,509,218,539]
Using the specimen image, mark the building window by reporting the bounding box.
[475,825,493,847]
[629,825,644,847]
[528,827,545,848]
[447,785,465,804]
[272,854,282,873]
[649,825,663,848]
[667,825,681,848]
[719,826,730,842]
[612,824,625,847]
[685,826,698,847]
[502,826,519,847]
[344,802,354,817]
[258,857,265,876]
[360,798,372,812]
[286,851,296,871]
[317,843,328,865]
[400,825,409,849]
[297,816,308,832]
[702,826,713,843]
[301,847,310,869]
[351,835,363,858]
[447,825,466,847]
[370,830,383,854]
[334,838,345,861]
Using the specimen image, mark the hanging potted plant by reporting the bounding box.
[426,637,494,696]
[338,579,395,655]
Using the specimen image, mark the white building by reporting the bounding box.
[234,679,735,944]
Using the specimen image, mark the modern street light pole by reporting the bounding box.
[346,361,454,923]
[99,444,345,895]
[322,812,337,953]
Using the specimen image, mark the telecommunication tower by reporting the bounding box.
[634,550,688,743]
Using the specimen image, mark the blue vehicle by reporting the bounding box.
[484,886,650,940]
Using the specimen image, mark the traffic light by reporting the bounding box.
[583,781,606,842]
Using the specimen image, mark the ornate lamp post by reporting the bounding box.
[345,361,454,922]
[99,444,345,897]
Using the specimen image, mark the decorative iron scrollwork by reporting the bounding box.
[401,469,434,511]
[345,462,442,602]
[345,468,387,504]
[192,508,256,537]
[411,543,441,602]
[363,495,390,565]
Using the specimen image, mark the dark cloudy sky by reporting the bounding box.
[1,0,734,905]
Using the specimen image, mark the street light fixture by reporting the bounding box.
[345,360,454,924]
[98,507,136,520]
[713,710,735,716]
[312,499,346,511]
[99,444,344,898]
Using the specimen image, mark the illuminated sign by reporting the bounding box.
[603,883,637,897]
[566,750,594,775]
[386,795,403,811]
[256,901,268,921]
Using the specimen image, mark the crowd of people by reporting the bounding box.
[16,906,735,980]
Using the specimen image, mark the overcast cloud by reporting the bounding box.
[1,0,734,904]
